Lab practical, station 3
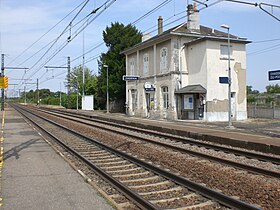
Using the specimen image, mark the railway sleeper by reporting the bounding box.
[112,171,151,178]
[101,163,135,170]
[120,175,161,184]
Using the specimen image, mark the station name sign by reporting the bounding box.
[268,70,280,81]
[122,75,139,81]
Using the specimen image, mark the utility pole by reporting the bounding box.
[24,85,26,104]
[82,30,85,97]
[25,81,37,105]
[37,78,39,105]
[1,54,28,110]
[60,82,62,107]
[67,56,70,109]
[45,56,70,108]
[1,54,4,111]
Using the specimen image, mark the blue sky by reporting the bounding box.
[0,0,279,96]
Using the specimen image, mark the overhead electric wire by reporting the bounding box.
[225,0,280,22]
[247,43,280,56]
[17,0,117,92]
[35,0,116,73]
[15,0,92,90]
[131,0,173,25]
[54,0,183,72]
[27,0,91,73]
[253,38,280,43]
[45,0,223,77]
[144,0,223,35]
[21,0,225,93]
[8,0,90,66]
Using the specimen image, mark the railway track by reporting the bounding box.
[30,105,280,178]
[12,104,262,210]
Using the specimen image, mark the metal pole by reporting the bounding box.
[227,28,232,128]
[1,54,4,111]
[60,82,62,107]
[37,78,39,105]
[82,30,85,97]
[76,80,79,110]
[67,56,70,109]
[24,85,26,104]
[106,66,109,113]
[18,89,20,103]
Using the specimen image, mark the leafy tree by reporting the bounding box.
[69,65,98,96]
[97,22,142,111]
[247,85,259,95]
[265,84,280,94]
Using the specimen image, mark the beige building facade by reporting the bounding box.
[122,5,250,121]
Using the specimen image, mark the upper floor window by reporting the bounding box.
[162,86,169,109]
[143,53,149,76]
[160,48,168,73]
[220,45,233,60]
[130,58,135,75]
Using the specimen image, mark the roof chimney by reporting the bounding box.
[158,16,163,35]
[187,3,200,31]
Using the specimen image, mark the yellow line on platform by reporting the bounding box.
[0,111,4,206]
[1,111,5,130]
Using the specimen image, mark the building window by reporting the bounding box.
[160,48,168,73]
[131,89,137,111]
[143,53,149,75]
[130,58,135,75]
[162,86,169,109]
[220,45,233,60]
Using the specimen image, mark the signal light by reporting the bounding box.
[4,76,8,88]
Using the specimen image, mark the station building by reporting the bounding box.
[122,4,250,121]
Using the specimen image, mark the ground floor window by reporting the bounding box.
[131,89,137,112]
[162,86,169,109]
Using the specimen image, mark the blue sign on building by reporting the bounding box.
[268,70,280,81]
[219,77,229,84]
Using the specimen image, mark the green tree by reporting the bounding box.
[265,84,280,94]
[247,85,259,94]
[69,65,98,96]
[97,22,141,111]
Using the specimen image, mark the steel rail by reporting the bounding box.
[39,106,280,165]
[13,104,261,210]
[34,106,280,178]
[12,105,158,210]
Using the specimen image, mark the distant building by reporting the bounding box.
[122,4,250,121]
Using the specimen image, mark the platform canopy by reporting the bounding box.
[175,84,206,94]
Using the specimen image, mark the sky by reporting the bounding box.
[0,0,279,97]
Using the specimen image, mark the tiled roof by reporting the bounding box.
[122,22,249,54]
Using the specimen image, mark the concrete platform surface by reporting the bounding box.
[1,108,114,210]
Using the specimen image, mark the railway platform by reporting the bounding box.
[73,109,280,155]
[0,108,114,210]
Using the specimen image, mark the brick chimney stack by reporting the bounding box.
[158,16,163,35]
[187,3,200,31]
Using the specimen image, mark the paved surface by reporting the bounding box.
[0,108,114,210]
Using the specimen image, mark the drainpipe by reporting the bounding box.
[179,44,186,88]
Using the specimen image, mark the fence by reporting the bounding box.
[247,105,280,119]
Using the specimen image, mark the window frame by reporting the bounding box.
[130,58,135,75]
[143,53,149,76]
[160,47,168,73]
[220,45,233,60]
[162,86,169,109]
